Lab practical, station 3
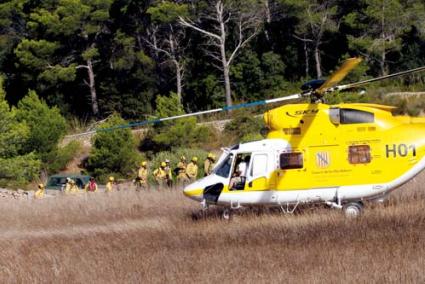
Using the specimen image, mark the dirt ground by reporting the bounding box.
[0,172,424,283]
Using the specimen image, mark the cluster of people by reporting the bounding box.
[135,153,216,189]
[34,153,217,199]
[34,176,99,199]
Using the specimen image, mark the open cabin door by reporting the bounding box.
[245,153,271,191]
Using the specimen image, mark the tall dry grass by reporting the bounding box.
[0,174,424,283]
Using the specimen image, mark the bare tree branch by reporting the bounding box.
[178,17,221,41]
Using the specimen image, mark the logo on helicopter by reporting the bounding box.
[286,109,319,117]
[316,151,331,168]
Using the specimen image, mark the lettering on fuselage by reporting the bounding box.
[286,109,319,117]
[385,144,416,158]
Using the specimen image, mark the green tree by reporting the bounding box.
[147,1,190,102]
[149,93,212,149]
[344,0,410,75]
[231,50,287,101]
[0,76,40,183]
[280,0,339,78]
[0,0,27,69]
[87,114,139,178]
[0,76,29,158]
[16,90,67,156]
[179,0,266,108]
[15,0,113,116]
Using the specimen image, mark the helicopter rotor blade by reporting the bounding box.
[67,94,303,138]
[316,57,363,95]
[334,65,425,92]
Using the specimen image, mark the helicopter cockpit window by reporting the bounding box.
[340,109,374,124]
[280,152,303,170]
[349,145,371,164]
[215,154,233,178]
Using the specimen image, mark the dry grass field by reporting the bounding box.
[0,175,424,283]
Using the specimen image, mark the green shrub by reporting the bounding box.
[224,111,264,144]
[0,79,30,158]
[0,153,41,184]
[44,141,82,174]
[240,133,264,143]
[143,93,215,150]
[87,114,140,178]
[15,90,67,157]
[0,78,41,185]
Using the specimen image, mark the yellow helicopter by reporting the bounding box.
[178,58,425,218]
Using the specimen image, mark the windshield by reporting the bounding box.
[214,154,234,178]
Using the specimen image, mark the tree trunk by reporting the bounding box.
[381,51,387,76]
[264,0,271,42]
[86,59,99,116]
[314,44,322,78]
[218,1,232,108]
[304,39,309,78]
[220,37,232,107]
[169,33,183,103]
[380,1,387,76]
[223,64,232,108]
[176,63,183,102]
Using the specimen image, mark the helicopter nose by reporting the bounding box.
[183,186,203,201]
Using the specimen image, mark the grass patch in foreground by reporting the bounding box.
[0,176,424,283]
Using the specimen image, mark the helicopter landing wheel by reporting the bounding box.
[343,202,364,217]
[222,209,231,220]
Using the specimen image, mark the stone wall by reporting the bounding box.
[61,119,231,147]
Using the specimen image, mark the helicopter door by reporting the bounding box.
[229,153,251,190]
[245,153,269,191]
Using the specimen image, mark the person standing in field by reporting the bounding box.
[85,177,98,193]
[176,156,189,186]
[64,178,79,194]
[70,179,80,194]
[35,183,45,199]
[106,176,115,193]
[136,161,149,190]
[204,153,216,176]
[164,159,173,188]
[153,162,168,188]
[64,177,72,194]
[186,157,199,182]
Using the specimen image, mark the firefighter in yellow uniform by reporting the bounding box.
[70,179,80,194]
[153,162,168,188]
[136,161,149,190]
[204,153,216,176]
[176,156,189,185]
[164,159,173,188]
[35,183,45,199]
[106,176,115,193]
[64,178,79,194]
[64,177,72,194]
[186,157,199,182]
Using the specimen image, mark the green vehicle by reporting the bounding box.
[46,174,91,193]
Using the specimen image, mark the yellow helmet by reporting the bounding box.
[180,155,186,161]
[38,183,44,189]
[109,176,114,182]
[207,153,214,159]
[161,162,166,167]
[141,161,147,167]
[192,156,198,162]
